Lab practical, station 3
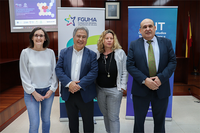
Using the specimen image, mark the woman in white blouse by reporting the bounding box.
[19,27,58,133]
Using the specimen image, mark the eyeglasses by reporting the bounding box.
[34,34,45,38]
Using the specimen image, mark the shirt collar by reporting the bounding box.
[143,36,156,44]
[73,46,84,55]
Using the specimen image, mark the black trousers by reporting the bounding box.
[132,91,169,133]
[65,91,94,133]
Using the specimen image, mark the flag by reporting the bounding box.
[185,13,192,58]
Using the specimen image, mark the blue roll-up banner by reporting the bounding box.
[58,7,104,121]
[126,6,178,120]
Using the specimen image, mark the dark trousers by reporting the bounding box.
[65,91,94,133]
[132,91,169,133]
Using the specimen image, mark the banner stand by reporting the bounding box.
[60,116,104,122]
[125,116,172,121]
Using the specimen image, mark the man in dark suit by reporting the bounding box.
[126,18,177,133]
[55,26,98,133]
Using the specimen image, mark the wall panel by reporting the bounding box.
[109,21,116,33]
[17,33,26,56]
[90,0,97,7]
[105,21,110,30]
[95,0,104,8]
[0,2,2,59]
[47,32,53,49]
[53,32,58,56]
[0,1,8,59]
[128,0,142,6]
[121,1,128,53]
[191,1,200,72]
[83,0,91,7]
[174,1,185,57]
[11,33,20,58]
[115,20,122,48]
[23,33,29,49]
[5,1,13,59]
[61,0,71,7]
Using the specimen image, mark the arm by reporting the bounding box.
[126,41,148,84]
[157,40,177,84]
[120,50,128,90]
[19,50,35,94]
[44,50,58,98]
[49,50,58,92]
[55,49,72,87]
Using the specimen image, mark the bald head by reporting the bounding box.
[139,18,156,40]
[140,18,154,28]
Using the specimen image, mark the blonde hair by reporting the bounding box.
[97,29,122,53]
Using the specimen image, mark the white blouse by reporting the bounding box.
[19,48,58,94]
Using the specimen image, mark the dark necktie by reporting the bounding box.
[147,40,156,77]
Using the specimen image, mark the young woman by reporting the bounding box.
[19,27,58,133]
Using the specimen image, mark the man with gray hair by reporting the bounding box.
[55,26,98,133]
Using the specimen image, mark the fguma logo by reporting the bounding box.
[65,15,97,27]
[65,15,76,26]
[77,17,97,26]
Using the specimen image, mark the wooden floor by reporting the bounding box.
[0,86,26,132]
[188,74,200,88]
[0,86,24,112]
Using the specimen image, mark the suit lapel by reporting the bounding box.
[80,48,89,77]
[157,37,164,71]
[66,46,73,78]
[139,38,148,67]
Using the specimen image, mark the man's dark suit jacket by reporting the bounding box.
[127,36,177,99]
[55,46,98,103]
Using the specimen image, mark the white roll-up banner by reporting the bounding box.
[58,7,105,121]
